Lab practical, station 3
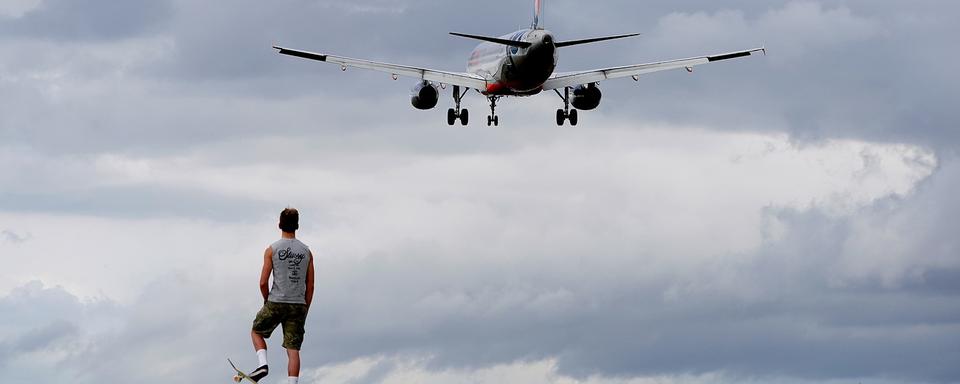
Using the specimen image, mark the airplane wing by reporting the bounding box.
[541,47,765,90]
[273,46,488,90]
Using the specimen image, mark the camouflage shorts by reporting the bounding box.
[252,301,309,350]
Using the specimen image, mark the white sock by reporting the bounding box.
[288,377,298,384]
[256,349,268,366]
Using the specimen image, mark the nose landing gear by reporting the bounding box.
[486,96,501,126]
[554,87,579,126]
[448,85,469,126]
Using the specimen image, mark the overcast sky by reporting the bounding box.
[1,1,959,384]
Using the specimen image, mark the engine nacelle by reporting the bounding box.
[571,83,602,111]
[410,81,440,110]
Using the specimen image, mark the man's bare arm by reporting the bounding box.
[305,250,315,309]
[259,247,272,301]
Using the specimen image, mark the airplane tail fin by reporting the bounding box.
[449,32,533,48]
[532,0,543,29]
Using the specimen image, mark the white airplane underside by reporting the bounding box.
[274,0,764,126]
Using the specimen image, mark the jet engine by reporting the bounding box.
[571,83,602,111]
[410,81,440,110]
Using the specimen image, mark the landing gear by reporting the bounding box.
[554,87,579,126]
[448,85,469,126]
[448,107,470,125]
[486,96,500,126]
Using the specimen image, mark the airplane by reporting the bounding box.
[273,0,764,126]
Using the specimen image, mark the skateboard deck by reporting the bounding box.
[228,358,258,383]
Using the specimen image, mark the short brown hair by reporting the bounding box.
[279,208,299,232]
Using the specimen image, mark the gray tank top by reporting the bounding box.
[267,238,311,304]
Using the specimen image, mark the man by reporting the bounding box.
[245,208,315,384]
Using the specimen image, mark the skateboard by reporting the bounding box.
[228,358,258,383]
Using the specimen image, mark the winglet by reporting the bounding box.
[274,46,328,62]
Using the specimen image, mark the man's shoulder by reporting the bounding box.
[271,238,310,249]
[290,238,310,249]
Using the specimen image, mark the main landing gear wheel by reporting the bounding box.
[448,85,470,126]
[555,109,578,126]
[487,115,499,126]
[448,108,469,126]
[554,86,580,126]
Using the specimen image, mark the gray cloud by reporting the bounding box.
[0,282,107,372]
[0,0,957,158]
[0,0,173,41]
[3,152,959,383]
[594,1,960,151]
[0,1,953,155]
[286,158,960,383]
[0,186,269,221]
[1,230,28,244]
[0,143,956,382]
[2,1,960,383]
[14,320,78,353]
[0,278,274,382]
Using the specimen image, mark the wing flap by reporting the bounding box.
[542,47,764,90]
[274,46,488,90]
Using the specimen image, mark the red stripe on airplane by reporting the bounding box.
[485,80,523,95]
[486,82,507,94]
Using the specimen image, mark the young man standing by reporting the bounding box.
[245,208,315,384]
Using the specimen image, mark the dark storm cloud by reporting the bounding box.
[0,0,173,41]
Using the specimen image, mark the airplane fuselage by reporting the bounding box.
[467,29,557,96]
[274,0,764,126]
